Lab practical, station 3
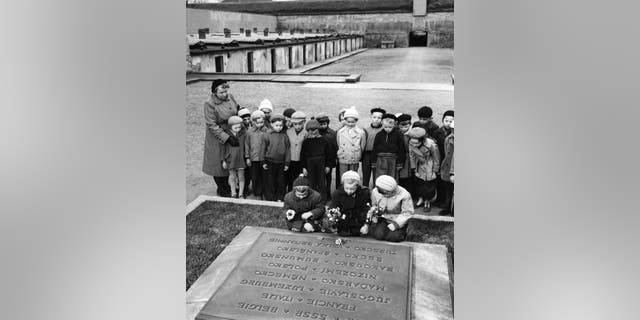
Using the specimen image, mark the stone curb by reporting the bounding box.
[293,48,367,74]
[186,195,453,223]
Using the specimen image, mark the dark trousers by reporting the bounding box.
[305,157,326,200]
[414,177,437,201]
[250,161,267,198]
[370,218,407,242]
[441,180,454,216]
[213,176,231,197]
[286,161,303,191]
[324,167,334,200]
[334,164,341,189]
[361,151,374,188]
[398,177,414,198]
[374,153,398,181]
[265,161,286,201]
[434,177,446,205]
[244,166,251,195]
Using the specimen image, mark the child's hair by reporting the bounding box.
[338,109,346,122]
[418,106,433,119]
[442,110,454,121]
[370,107,386,115]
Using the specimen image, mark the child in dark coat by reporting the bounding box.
[222,116,247,198]
[261,114,290,201]
[328,171,371,237]
[316,112,338,200]
[372,114,406,181]
[283,175,325,232]
[244,110,269,199]
[300,119,332,201]
[432,110,454,207]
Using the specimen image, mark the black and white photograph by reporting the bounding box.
[184,1,454,319]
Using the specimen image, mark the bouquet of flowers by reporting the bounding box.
[321,207,346,233]
[365,202,383,224]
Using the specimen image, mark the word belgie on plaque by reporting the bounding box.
[196,232,413,320]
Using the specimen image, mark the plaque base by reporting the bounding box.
[187,227,452,320]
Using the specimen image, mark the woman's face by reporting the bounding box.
[214,84,229,100]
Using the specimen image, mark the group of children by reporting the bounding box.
[219,99,455,217]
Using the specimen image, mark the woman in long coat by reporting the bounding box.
[202,79,240,197]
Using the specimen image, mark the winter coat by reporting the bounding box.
[245,125,270,162]
[336,126,366,164]
[440,132,454,182]
[329,186,371,229]
[432,126,453,161]
[283,189,325,223]
[300,136,332,170]
[398,133,412,179]
[202,93,240,177]
[370,186,414,228]
[363,124,383,151]
[262,131,291,165]
[223,129,247,169]
[409,137,441,181]
[372,128,407,166]
[319,127,338,168]
[286,128,307,162]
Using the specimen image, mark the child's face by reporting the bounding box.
[344,117,357,128]
[371,112,383,126]
[319,122,329,130]
[382,119,395,132]
[409,138,422,147]
[399,122,411,133]
[308,128,319,136]
[443,116,454,129]
[292,120,305,132]
[260,109,272,118]
[253,117,265,128]
[285,118,292,128]
[343,181,358,195]
[419,117,430,121]
[231,123,242,133]
[271,121,284,132]
[242,117,251,126]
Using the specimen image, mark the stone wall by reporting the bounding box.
[426,12,454,48]
[276,12,453,48]
[186,8,276,34]
[277,13,413,48]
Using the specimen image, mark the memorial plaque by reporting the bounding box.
[196,232,413,320]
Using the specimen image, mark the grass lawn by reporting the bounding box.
[186,201,453,290]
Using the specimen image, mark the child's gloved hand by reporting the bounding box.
[285,209,296,221]
[450,174,455,183]
[284,165,289,171]
[222,161,228,170]
[387,223,396,231]
[302,168,308,176]
[324,167,330,174]
[262,163,268,170]
[303,222,315,232]
[246,159,252,167]
[301,212,313,220]
[360,225,369,235]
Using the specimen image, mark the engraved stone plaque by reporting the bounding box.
[196,232,413,320]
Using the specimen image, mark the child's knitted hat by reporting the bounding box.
[258,99,273,111]
[228,116,243,126]
[407,127,427,139]
[250,110,265,120]
[375,175,397,191]
[238,108,251,118]
[343,107,359,120]
[341,171,361,184]
[293,174,310,188]
[291,111,307,121]
[270,114,285,123]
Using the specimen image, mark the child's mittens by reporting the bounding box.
[324,167,330,174]
[301,212,313,220]
[246,159,252,167]
[304,222,315,232]
[285,209,296,221]
[222,161,228,170]
[360,224,369,235]
[284,165,289,171]
[262,163,268,170]
[387,223,397,231]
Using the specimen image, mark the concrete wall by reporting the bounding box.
[186,8,277,34]
[277,13,413,48]
[426,12,454,48]
[276,12,453,48]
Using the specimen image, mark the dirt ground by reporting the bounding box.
[186,48,454,204]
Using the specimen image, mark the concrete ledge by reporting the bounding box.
[186,72,361,84]
[186,195,284,216]
[286,48,367,74]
